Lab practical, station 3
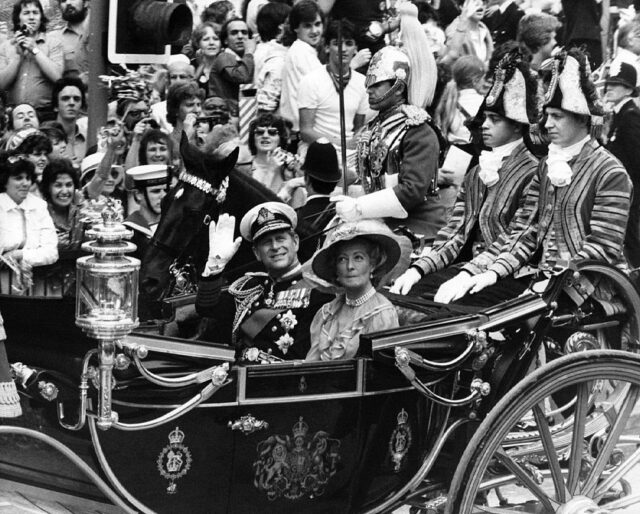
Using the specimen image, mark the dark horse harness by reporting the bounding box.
[148,173,230,298]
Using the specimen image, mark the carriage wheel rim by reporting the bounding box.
[446,350,640,514]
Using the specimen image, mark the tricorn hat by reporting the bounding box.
[484,49,541,125]
[542,48,605,136]
[310,219,411,289]
[605,61,638,97]
[303,138,341,183]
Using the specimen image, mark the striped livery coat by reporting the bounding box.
[413,142,538,276]
[467,139,632,278]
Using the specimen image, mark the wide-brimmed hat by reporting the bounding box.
[240,201,297,243]
[303,138,340,183]
[310,219,411,289]
[605,61,638,96]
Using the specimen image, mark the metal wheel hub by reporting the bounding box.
[556,495,609,514]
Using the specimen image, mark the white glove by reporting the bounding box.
[468,271,498,295]
[331,188,408,222]
[433,272,475,304]
[203,213,242,277]
[390,267,421,295]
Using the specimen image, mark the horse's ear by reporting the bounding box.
[221,147,240,172]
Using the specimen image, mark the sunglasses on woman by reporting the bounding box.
[254,127,279,137]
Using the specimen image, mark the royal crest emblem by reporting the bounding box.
[253,417,341,500]
[156,426,193,494]
[389,409,412,472]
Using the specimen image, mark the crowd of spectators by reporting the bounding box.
[0,0,639,295]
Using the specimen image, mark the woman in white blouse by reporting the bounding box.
[0,152,57,294]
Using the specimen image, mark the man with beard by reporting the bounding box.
[54,0,89,79]
[123,164,168,260]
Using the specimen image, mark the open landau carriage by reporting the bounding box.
[2,141,640,514]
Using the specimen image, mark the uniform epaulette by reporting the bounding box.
[401,105,430,127]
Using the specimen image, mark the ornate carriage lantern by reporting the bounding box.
[75,202,140,430]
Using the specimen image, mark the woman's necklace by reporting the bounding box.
[345,287,376,308]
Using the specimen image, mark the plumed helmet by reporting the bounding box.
[365,46,411,89]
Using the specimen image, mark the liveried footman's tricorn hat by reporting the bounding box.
[484,49,541,126]
[542,47,606,137]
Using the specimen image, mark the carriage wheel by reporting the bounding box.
[501,262,640,447]
[446,350,640,514]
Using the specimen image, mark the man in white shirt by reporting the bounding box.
[279,0,324,134]
[150,55,196,134]
[298,21,368,158]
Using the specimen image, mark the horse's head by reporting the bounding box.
[140,134,239,303]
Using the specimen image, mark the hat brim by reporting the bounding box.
[310,225,411,290]
[605,78,639,96]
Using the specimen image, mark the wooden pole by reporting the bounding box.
[87,1,109,149]
[601,0,611,64]
[337,20,348,195]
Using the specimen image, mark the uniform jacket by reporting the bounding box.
[357,105,447,240]
[414,142,537,276]
[606,97,640,265]
[470,140,631,278]
[196,265,332,360]
[123,210,153,261]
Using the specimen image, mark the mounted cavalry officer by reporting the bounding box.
[438,48,632,305]
[332,6,447,244]
[123,164,169,260]
[391,49,540,297]
[196,202,331,361]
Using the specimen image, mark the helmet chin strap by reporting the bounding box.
[370,80,404,110]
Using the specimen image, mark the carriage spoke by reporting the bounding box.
[475,506,527,514]
[566,382,589,495]
[594,445,640,501]
[494,450,559,511]
[580,384,640,497]
[531,403,569,503]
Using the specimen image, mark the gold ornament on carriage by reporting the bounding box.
[389,408,412,472]
[253,416,341,501]
[156,426,193,494]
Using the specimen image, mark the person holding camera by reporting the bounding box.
[0,0,63,115]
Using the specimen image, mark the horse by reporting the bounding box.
[138,135,300,319]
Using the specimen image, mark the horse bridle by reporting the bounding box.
[149,174,229,260]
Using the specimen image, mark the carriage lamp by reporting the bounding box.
[75,201,140,430]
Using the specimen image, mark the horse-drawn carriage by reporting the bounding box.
[2,140,640,513]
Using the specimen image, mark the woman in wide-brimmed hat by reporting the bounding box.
[306,219,411,361]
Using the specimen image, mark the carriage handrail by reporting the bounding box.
[391,340,476,372]
[395,347,491,406]
[131,350,232,388]
[94,371,232,431]
[58,348,98,431]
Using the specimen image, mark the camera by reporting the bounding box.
[195,113,230,130]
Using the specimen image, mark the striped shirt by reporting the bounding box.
[413,142,537,276]
[467,140,632,278]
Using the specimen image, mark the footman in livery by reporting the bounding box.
[196,201,332,360]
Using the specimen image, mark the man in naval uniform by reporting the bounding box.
[332,46,447,244]
[196,202,332,361]
[123,164,169,260]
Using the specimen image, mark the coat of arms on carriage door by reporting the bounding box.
[389,409,412,472]
[253,417,341,500]
[156,426,193,494]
